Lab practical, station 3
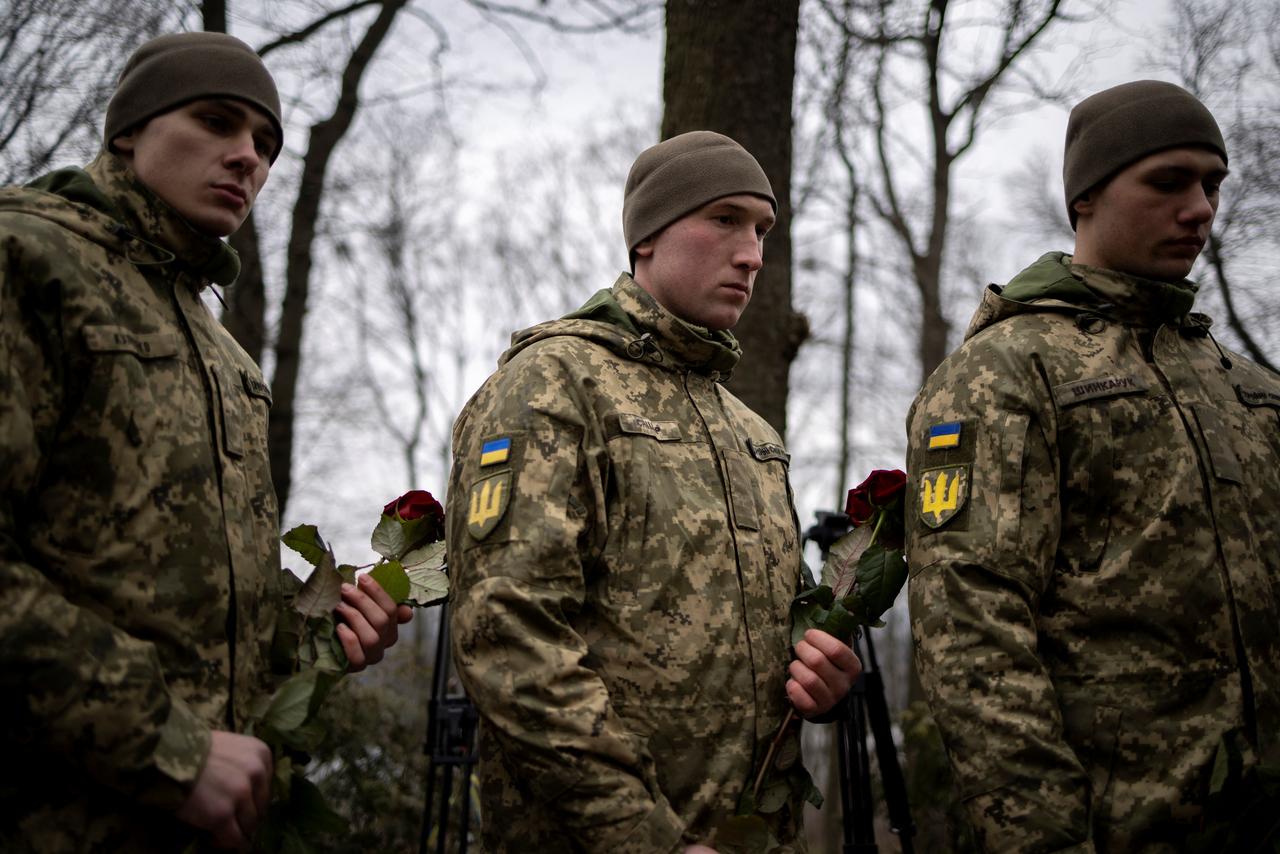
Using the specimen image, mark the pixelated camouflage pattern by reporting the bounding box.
[447,274,807,853]
[906,252,1280,853]
[0,153,281,852]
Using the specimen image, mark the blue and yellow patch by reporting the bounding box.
[927,421,962,451]
[479,437,511,467]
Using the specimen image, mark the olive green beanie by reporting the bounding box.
[1063,80,1226,227]
[623,131,776,253]
[105,32,283,162]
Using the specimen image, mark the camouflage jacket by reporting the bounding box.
[906,252,1280,853]
[447,274,807,853]
[0,154,281,851]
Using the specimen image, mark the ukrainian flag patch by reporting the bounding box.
[479,437,511,467]
[927,421,962,451]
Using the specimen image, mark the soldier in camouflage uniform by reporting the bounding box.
[447,131,862,853]
[0,33,408,852]
[907,80,1280,851]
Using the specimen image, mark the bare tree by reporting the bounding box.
[0,0,178,183]
[1156,0,1280,371]
[818,0,1083,382]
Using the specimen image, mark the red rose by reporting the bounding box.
[383,490,443,525]
[844,469,907,526]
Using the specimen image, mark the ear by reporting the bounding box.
[633,237,656,259]
[1072,191,1094,219]
[112,131,137,157]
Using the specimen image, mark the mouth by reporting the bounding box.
[211,183,249,207]
[1168,235,1205,250]
[721,281,751,296]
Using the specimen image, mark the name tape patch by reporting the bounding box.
[1054,375,1150,407]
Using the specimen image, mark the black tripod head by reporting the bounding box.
[803,510,854,558]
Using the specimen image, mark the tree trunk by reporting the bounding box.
[660,0,805,438]
[269,0,410,516]
[223,214,268,365]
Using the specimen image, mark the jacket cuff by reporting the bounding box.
[137,695,213,811]
[619,796,685,854]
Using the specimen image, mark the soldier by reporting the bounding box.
[446,131,862,853]
[906,80,1280,851]
[0,33,409,851]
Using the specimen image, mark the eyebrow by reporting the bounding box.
[1145,163,1230,180]
[709,201,776,229]
[203,98,279,147]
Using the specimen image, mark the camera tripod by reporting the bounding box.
[804,510,916,854]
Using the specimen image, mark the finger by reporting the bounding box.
[786,677,822,716]
[792,640,846,690]
[343,580,396,645]
[336,598,385,652]
[803,629,863,677]
[356,573,399,619]
[233,780,259,851]
[396,604,414,625]
[210,812,245,851]
[336,622,368,672]
[249,739,273,818]
[788,660,836,711]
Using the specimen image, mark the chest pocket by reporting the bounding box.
[82,324,181,446]
[211,365,272,461]
[1052,378,1165,572]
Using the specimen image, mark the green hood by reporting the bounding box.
[966,251,1202,340]
[23,153,241,286]
[503,274,742,377]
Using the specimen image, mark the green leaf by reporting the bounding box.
[790,585,834,646]
[402,540,446,569]
[756,777,790,814]
[822,523,874,598]
[336,564,358,584]
[819,597,861,641]
[406,563,449,607]
[282,525,328,567]
[289,775,348,836]
[370,514,405,560]
[367,560,410,604]
[270,608,304,674]
[715,815,771,854]
[846,543,908,627]
[293,550,344,618]
[1209,736,1231,796]
[260,669,341,735]
[262,669,322,733]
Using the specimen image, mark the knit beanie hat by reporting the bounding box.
[623,131,776,253]
[105,32,283,162]
[1063,80,1226,227]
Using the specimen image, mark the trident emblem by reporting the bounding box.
[466,471,511,540]
[469,479,504,527]
[921,468,964,526]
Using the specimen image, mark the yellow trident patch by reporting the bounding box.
[467,471,511,540]
[919,465,968,529]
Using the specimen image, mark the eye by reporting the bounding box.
[201,113,230,132]
[254,136,273,158]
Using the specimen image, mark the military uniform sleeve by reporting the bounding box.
[447,347,686,854]
[905,338,1095,853]
[0,244,210,810]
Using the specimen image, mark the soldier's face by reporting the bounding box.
[632,194,775,330]
[1073,146,1228,283]
[113,98,276,238]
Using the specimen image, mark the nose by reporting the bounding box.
[733,231,764,272]
[1179,185,1216,226]
[224,131,262,174]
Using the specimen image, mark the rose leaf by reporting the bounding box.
[367,560,410,604]
[370,514,405,560]
[293,550,343,618]
[281,525,328,568]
